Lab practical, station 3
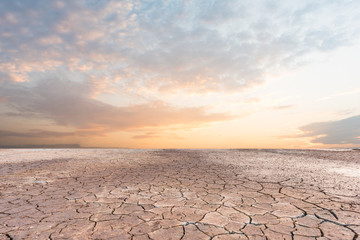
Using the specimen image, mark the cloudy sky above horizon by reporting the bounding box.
[0,0,359,148]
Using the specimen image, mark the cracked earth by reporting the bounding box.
[0,149,360,239]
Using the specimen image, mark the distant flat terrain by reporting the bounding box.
[0,149,359,239]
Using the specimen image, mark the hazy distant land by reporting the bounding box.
[1,149,359,239]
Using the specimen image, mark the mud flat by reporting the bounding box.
[0,149,359,239]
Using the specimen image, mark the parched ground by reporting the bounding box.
[0,149,359,240]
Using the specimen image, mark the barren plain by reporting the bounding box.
[0,149,359,239]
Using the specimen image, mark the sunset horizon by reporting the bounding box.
[1,0,359,149]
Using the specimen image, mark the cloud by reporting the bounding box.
[132,131,184,140]
[1,1,360,147]
[271,104,296,110]
[132,132,163,140]
[0,95,8,103]
[317,88,360,101]
[0,0,359,93]
[0,78,233,137]
[0,129,75,138]
[295,115,360,145]
[0,144,80,148]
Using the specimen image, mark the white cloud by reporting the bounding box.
[0,0,359,93]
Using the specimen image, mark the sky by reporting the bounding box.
[0,0,360,148]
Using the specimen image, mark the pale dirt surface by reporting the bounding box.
[0,149,359,239]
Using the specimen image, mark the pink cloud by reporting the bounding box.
[0,78,233,138]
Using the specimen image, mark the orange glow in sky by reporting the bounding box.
[0,1,360,148]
